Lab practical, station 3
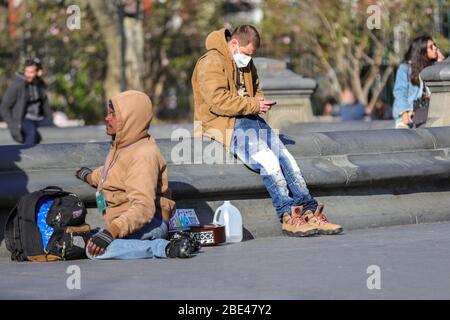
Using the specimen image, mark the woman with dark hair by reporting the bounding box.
[393,35,444,128]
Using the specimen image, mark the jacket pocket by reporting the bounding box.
[107,191,128,207]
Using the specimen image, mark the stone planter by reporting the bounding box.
[254,58,317,129]
[421,57,450,127]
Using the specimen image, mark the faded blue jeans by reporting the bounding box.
[87,217,170,260]
[231,115,318,219]
[22,118,54,146]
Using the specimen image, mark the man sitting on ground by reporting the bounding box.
[76,90,196,259]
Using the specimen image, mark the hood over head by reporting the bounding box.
[109,90,153,148]
[205,28,233,59]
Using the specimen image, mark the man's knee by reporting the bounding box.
[251,147,282,176]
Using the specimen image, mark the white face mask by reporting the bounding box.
[233,46,252,68]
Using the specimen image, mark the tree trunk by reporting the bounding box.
[124,16,145,91]
[88,0,121,100]
[89,1,145,100]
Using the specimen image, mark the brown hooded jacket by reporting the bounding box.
[191,28,264,148]
[87,90,175,238]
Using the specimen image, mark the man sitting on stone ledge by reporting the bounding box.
[191,25,343,237]
[75,90,196,259]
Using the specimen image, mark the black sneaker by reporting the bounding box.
[166,235,192,258]
[171,231,201,254]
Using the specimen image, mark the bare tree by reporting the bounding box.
[262,0,447,109]
[88,0,145,100]
[87,1,121,99]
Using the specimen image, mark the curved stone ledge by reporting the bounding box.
[1,126,450,172]
[0,121,397,145]
[1,127,450,209]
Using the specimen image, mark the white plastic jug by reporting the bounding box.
[213,201,243,243]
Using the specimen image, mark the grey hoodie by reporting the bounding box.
[0,72,52,142]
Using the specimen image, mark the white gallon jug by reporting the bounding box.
[213,201,243,243]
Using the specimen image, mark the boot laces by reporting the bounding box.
[317,213,329,223]
[291,213,307,226]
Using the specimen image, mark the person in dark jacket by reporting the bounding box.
[0,59,53,145]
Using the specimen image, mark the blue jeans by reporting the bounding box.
[87,220,170,260]
[231,115,318,219]
[22,118,53,146]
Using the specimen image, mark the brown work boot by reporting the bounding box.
[303,205,343,235]
[282,206,318,237]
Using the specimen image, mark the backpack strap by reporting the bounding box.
[4,204,22,260]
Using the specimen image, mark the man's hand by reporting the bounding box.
[87,229,114,257]
[258,99,276,115]
[75,167,92,183]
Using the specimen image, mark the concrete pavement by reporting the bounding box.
[1,221,450,300]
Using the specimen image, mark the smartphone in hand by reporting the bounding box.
[265,100,277,106]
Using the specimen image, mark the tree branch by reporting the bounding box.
[368,66,394,110]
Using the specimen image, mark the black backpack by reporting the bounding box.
[4,186,93,262]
